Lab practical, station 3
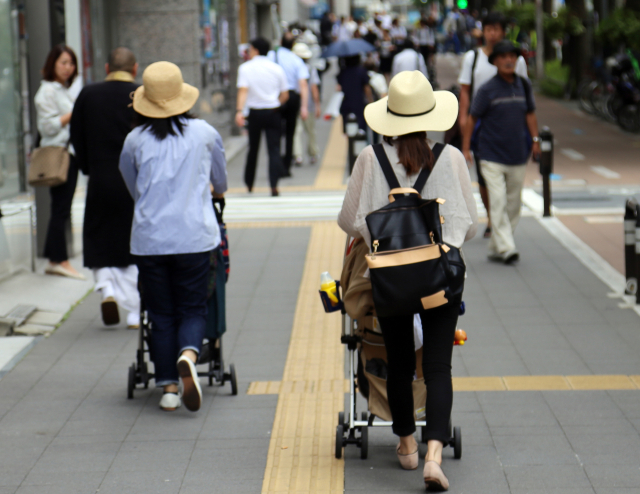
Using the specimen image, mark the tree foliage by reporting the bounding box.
[493,0,585,39]
[596,8,640,51]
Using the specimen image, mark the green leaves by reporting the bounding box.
[493,1,585,39]
[596,9,640,51]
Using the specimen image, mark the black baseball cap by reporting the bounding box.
[489,40,521,65]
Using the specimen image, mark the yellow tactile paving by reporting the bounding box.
[503,375,571,391]
[261,221,346,494]
[250,376,640,396]
[566,375,638,390]
[313,117,348,191]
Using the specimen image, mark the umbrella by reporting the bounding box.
[321,39,376,58]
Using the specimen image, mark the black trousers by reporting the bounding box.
[378,300,460,444]
[44,156,79,263]
[245,108,283,189]
[280,90,301,172]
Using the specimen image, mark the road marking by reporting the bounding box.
[249,375,640,393]
[584,215,623,224]
[224,193,346,222]
[261,221,345,493]
[560,148,585,161]
[590,165,621,179]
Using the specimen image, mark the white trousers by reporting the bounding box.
[480,160,527,255]
[94,266,140,322]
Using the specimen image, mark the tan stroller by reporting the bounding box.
[334,238,462,460]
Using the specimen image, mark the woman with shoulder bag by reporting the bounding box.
[338,70,478,491]
[119,62,228,412]
[34,45,84,279]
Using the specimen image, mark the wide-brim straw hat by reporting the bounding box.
[364,71,458,136]
[293,42,313,60]
[133,61,199,118]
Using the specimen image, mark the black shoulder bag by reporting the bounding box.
[364,143,466,317]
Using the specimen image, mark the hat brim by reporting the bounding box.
[489,48,521,65]
[364,90,459,136]
[132,83,200,118]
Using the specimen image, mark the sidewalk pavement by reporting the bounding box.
[2,58,640,493]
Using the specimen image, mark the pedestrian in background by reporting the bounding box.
[119,61,228,412]
[457,12,529,239]
[338,70,477,492]
[462,40,539,264]
[268,32,309,177]
[236,37,289,196]
[391,38,428,79]
[417,17,437,81]
[379,29,395,84]
[34,45,84,280]
[70,47,140,328]
[292,43,321,167]
[336,55,373,133]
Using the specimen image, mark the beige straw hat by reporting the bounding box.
[292,42,313,59]
[132,61,199,118]
[364,71,458,136]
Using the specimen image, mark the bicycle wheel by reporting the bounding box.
[578,78,597,115]
[617,104,640,133]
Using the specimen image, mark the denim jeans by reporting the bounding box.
[136,251,211,386]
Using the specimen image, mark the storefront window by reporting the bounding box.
[0,0,23,201]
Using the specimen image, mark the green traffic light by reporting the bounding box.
[457,0,468,8]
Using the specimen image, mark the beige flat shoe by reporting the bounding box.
[45,263,86,280]
[177,355,202,412]
[424,460,449,491]
[396,445,419,470]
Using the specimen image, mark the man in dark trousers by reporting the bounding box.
[70,47,140,327]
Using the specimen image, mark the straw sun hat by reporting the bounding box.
[132,61,199,118]
[364,71,458,136]
[292,42,313,60]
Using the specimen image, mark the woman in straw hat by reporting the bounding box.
[338,70,477,491]
[119,61,228,413]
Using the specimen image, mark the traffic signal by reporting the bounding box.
[457,0,468,8]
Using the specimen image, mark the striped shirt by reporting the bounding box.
[470,74,535,165]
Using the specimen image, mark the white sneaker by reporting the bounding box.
[159,392,181,411]
[177,356,202,412]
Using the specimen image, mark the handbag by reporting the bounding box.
[28,142,70,187]
[364,143,465,317]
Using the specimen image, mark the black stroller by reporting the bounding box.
[127,198,238,398]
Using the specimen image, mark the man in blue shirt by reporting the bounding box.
[462,40,541,264]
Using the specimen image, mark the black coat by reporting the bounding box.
[70,79,138,268]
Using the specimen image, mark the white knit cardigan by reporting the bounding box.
[338,140,478,249]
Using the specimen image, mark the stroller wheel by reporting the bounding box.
[127,364,136,399]
[141,361,150,389]
[335,425,344,459]
[229,364,238,396]
[359,425,368,460]
[338,411,345,427]
[453,426,462,459]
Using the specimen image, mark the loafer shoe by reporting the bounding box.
[397,445,419,470]
[159,392,181,411]
[45,263,86,280]
[424,460,449,491]
[503,250,520,264]
[101,297,120,326]
[177,356,202,412]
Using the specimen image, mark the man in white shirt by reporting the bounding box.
[268,32,309,177]
[457,12,529,238]
[236,37,289,196]
[391,38,428,79]
[389,18,407,46]
[417,17,436,80]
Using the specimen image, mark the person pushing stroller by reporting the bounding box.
[338,70,477,491]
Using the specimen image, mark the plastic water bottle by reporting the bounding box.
[320,272,339,305]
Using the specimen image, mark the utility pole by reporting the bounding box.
[535,0,545,79]
[227,0,240,136]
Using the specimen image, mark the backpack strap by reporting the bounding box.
[468,48,479,110]
[412,142,445,193]
[519,75,533,112]
[372,143,401,190]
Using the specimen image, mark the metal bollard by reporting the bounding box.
[624,198,638,295]
[345,113,359,174]
[539,127,554,217]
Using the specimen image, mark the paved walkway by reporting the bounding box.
[2,57,640,494]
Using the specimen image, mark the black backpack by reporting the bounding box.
[364,143,465,317]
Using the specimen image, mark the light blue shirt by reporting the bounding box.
[267,47,310,92]
[119,118,228,256]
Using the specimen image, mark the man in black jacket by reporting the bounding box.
[71,47,140,327]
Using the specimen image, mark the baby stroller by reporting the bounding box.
[331,238,462,460]
[127,197,238,398]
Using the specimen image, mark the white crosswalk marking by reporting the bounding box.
[590,166,621,179]
[224,193,346,222]
[560,148,585,161]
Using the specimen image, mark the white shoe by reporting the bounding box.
[45,263,86,280]
[159,392,181,411]
[177,356,202,412]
